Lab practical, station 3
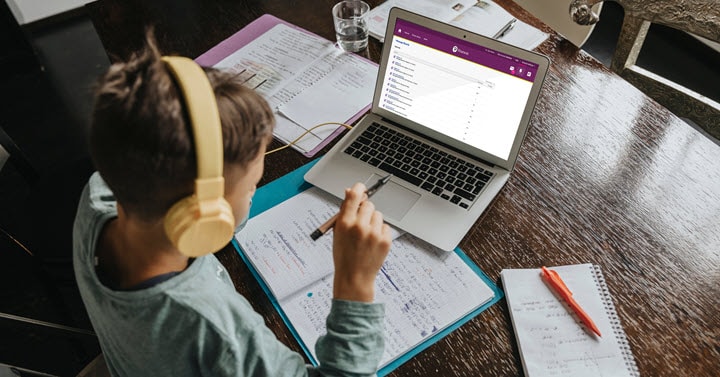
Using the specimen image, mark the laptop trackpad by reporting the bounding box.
[368,180,420,221]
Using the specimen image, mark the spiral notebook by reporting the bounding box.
[501,264,639,377]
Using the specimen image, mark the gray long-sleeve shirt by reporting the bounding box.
[73,173,385,376]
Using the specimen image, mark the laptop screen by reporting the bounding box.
[377,18,540,161]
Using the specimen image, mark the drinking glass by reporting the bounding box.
[332,0,370,52]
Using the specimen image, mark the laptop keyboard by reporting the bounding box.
[343,123,494,209]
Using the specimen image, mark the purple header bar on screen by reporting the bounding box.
[394,19,538,82]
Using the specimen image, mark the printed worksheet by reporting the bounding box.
[367,0,478,42]
[450,1,549,50]
[214,24,377,154]
[367,0,548,50]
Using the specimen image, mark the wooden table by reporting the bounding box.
[86,1,720,375]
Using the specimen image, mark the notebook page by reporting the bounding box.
[501,264,634,377]
[235,187,337,300]
[282,234,495,367]
[278,49,377,144]
[236,187,405,300]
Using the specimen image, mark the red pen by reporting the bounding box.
[540,266,602,337]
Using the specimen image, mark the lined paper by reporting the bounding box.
[501,265,638,377]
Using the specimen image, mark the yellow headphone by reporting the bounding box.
[161,56,235,257]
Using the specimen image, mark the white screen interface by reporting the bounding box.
[378,19,539,160]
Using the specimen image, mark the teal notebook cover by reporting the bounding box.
[231,159,503,376]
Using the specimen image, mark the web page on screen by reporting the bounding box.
[378,19,537,160]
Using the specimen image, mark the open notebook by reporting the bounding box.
[232,160,501,375]
[501,264,639,377]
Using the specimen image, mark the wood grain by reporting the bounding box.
[86,0,720,375]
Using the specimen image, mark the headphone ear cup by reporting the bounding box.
[164,195,235,257]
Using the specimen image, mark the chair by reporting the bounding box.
[569,0,720,140]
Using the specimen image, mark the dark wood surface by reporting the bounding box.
[86,0,720,375]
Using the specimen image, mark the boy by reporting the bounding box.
[73,36,391,376]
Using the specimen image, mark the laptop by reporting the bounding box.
[305,7,549,251]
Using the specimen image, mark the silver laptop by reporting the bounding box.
[305,7,549,251]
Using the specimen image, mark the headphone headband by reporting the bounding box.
[161,56,234,256]
[161,56,223,183]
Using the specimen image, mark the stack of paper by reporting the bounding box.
[367,0,548,50]
[209,18,378,156]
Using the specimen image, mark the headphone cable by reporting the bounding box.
[265,122,352,156]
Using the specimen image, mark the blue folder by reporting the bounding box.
[231,159,503,376]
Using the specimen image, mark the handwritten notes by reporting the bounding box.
[214,24,377,154]
[236,187,337,299]
[501,265,639,377]
[236,187,495,368]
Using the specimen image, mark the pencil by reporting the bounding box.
[309,174,392,241]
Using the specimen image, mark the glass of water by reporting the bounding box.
[332,0,370,52]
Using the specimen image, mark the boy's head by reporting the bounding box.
[90,34,274,226]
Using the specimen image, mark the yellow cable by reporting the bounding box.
[265,122,353,156]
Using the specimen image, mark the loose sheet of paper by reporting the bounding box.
[278,50,377,131]
[501,265,634,377]
[367,0,478,42]
[449,0,514,38]
[367,0,548,51]
[450,1,548,50]
[214,24,377,154]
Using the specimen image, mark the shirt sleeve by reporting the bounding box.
[314,299,385,376]
[209,299,384,377]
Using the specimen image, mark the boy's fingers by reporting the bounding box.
[356,200,375,224]
[382,224,391,238]
[338,183,367,224]
[369,210,384,232]
[341,183,366,210]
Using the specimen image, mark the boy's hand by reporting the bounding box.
[332,183,392,303]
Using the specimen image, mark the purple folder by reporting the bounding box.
[195,14,376,157]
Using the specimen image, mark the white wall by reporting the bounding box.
[5,0,92,24]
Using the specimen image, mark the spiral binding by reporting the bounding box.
[591,265,641,376]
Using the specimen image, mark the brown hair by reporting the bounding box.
[90,34,274,221]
